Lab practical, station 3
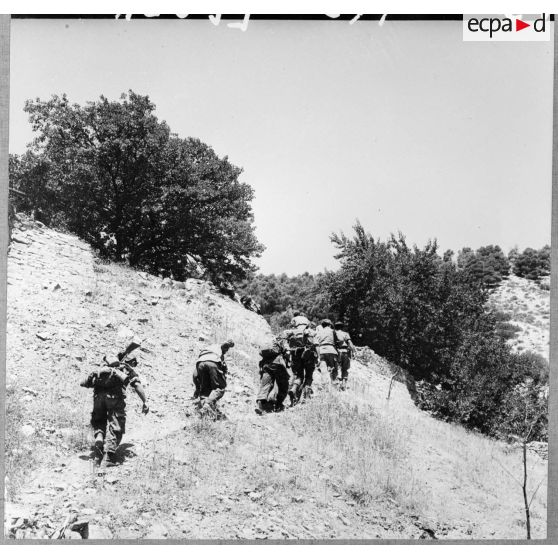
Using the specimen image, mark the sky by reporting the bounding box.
[9,17,554,275]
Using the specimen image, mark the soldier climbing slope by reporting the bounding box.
[334,321,356,390]
[286,321,317,406]
[314,318,340,385]
[80,340,149,469]
[290,310,310,328]
[255,336,291,414]
[193,340,235,419]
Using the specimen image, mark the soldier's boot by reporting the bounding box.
[288,389,297,407]
[255,400,274,415]
[94,433,104,461]
[302,386,313,401]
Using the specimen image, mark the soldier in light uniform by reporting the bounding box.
[314,319,339,385]
[334,321,356,390]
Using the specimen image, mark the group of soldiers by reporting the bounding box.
[255,312,355,414]
[80,311,354,467]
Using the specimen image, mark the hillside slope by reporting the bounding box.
[489,275,550,359]
[4,219,548,540]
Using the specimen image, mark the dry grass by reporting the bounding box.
[290,389,429,514]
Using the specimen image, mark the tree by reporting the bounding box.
[457,245,510,289]
[513,247,550,282]
[11,92,263,282]
[323,222,545,438]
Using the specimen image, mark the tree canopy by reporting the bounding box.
[10,91,264,283]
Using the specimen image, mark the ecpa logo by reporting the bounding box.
[463,14,550,41]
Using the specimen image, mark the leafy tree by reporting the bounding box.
[10,91,263,282]
[457,245,510,289]
[323,222,545,437]
[513,247,550,282]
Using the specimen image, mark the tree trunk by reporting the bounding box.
[522,440,531,539]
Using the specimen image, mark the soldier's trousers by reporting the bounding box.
[289,349,315,398]
[319,353,339,382]
[91,392,126,454]
[338,351,351,380]
[257,362,290,407]
[196,361,226,405]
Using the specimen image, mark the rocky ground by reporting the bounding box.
[4,218,548,540]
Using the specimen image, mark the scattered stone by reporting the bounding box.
[117,326,134,339]
[20,424,36,437]
[96,317,112,328]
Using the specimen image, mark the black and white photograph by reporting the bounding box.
[1,12,556,542]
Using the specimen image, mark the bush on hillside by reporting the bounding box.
[10,91,263,283]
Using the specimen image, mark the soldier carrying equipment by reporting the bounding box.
[334,321,355,390]
[255,336,291,414]
[80,339,149,468]
[193,340,235,419]
[286,323,317,406]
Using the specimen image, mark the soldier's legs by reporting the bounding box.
[91,395,108,454]
[193,364,201,398]
[205,364,227,406]
[104,397,126,456]
[257,370,275,403]
[274,366,290,408]
[327,354,339,383]
[288,352,304,402]
[339,352,350,380]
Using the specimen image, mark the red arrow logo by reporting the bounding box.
[516,18,530,31]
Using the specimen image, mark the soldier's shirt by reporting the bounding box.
[314,327,338,355]
[336,330,352,352]
[291,315,310,328]
[83,366,142,398]
[197,345,224,364]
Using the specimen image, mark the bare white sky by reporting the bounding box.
[9,18,554,275]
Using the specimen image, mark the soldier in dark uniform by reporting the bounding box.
[255,336,291,414]
[80,347,148,467]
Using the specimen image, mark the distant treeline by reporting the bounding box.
[239,224,549,442]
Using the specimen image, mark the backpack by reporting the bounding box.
[289,326,310,349]
[259,338,285,362]
[91,367,125,390]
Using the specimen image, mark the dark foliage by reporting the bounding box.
[10,92,264,283]
[457,245,511,289]
[322,222,546,438]
[513,246,551,282]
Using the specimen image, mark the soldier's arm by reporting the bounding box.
[132,380,149,414]
[79,374,94,388]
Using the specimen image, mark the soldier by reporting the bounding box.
[334,321,356,389]
[194,340,235,418]
[291,310,310,328]
[314,318,339,385]
[286,322,317,406]
[80,343,149,468]
[255,336,290,414]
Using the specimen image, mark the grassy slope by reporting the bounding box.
[4,222,548,540]
[489,275,550,359]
